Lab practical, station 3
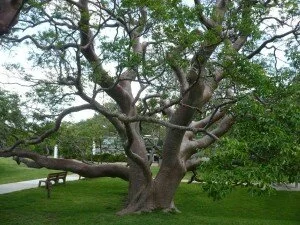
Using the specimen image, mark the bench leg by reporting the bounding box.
[38,180,46,187]
[46,181,52,198]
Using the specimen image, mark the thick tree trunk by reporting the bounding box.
[119,145,185,215]
[118,171,184,215]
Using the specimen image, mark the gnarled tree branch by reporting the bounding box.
[0,149,129,180]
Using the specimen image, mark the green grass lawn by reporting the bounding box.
[0,157,299,225]
[0,177,299,225]
[0,158,59,184]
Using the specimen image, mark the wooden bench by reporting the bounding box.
[38,171,67,198]
[38,171,67,187]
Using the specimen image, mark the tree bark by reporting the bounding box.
[118,168,185,215]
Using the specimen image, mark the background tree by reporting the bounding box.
[0,88,26,147]
[56,114,116,159]
[0,0,299,215]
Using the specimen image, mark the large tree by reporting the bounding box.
[0,0,299,214]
